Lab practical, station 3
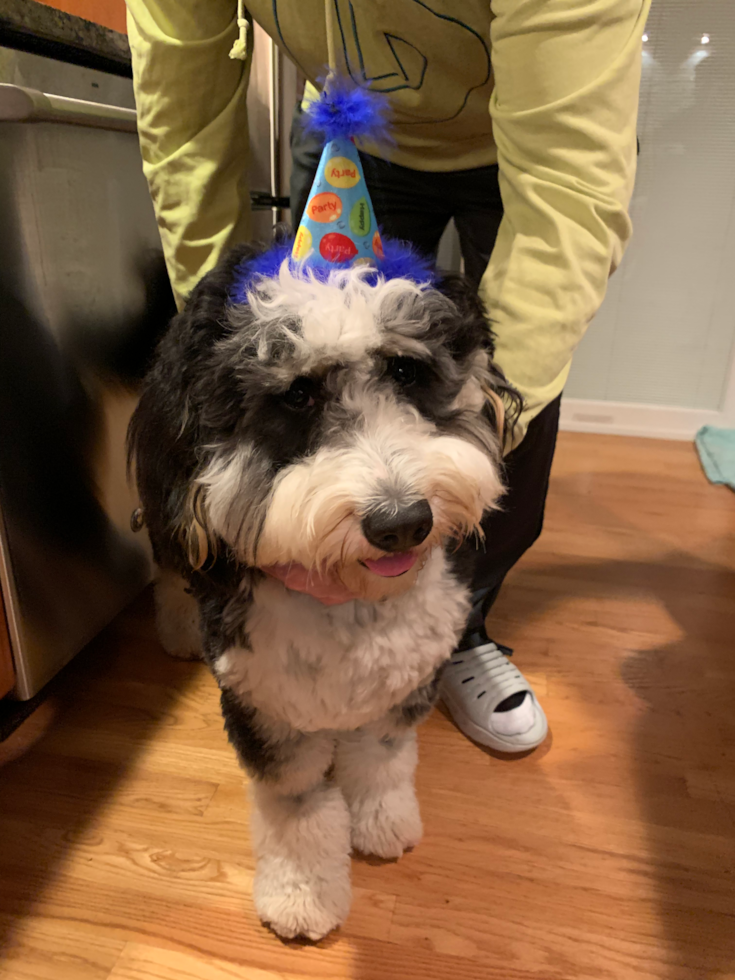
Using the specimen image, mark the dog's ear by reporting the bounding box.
[129,405,213,573]
[483,386,506,440]
[128,240,281,577]
[482,359,523,448]
[433,272,523,446]
[178,485,213,571]
[433,272,493,360]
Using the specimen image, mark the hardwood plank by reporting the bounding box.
[0,754,220,821]
[388,892,735,980]
[0,914,124,980]
[107,943,291,980]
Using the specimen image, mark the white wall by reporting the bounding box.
[563,0,735,439]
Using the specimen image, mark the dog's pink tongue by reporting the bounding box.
[363,552,417,578]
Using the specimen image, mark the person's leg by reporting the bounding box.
[468,394,562,626]
[442,397,561,751]
[357,153,450,255]
[439,165,559,750]
[445,162,560,618]
[451,162,504,290]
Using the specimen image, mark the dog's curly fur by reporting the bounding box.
[128,241,520,940]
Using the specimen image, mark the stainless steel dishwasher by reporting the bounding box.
[0,29,309,701]
[0,69,160,700]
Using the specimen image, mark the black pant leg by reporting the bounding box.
[446,164,560,617]
[452,163,504,290]
[474,396,562,611]
[357,153,450,257]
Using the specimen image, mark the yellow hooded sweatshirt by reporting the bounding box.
[125,0,650,446]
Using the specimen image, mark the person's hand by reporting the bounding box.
[262,562,359,606]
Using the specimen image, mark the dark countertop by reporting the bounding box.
[0,0,131,76]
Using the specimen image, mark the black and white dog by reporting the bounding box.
[128,241,519,940]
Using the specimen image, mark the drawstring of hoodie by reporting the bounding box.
[324,0,336,86]
[229,0,249,60]
[228,0,337,90]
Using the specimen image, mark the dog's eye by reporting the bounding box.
[386,357,420,387]
[281,376,319,411]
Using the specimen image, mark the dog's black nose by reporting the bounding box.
[361,499,433,553]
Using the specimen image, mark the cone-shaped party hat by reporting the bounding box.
[229,79,436,304]
[292,80,388,270]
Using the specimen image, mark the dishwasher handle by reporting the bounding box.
[0,82,137,133]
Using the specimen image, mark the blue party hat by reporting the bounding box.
[229,80,437,302]
[292,81,388,269]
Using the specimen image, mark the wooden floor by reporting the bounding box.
[1,432,734,980]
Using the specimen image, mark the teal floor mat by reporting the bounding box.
[695,425,735,490]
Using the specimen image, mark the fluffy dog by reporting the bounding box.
[128,240,519,940]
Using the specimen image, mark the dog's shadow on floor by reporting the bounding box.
[0,588,203,961]
[476,542,735,979]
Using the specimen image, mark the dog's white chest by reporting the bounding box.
[214,551,469,732]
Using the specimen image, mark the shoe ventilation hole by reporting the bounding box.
[477,690,486,699]
[461,676,475,684]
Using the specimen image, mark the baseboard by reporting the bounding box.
[559,398,727,441]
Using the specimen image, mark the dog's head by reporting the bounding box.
[130,242,521,602]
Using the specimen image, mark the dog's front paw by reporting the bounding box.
[253,861,351,941]
[350,785,423,859]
